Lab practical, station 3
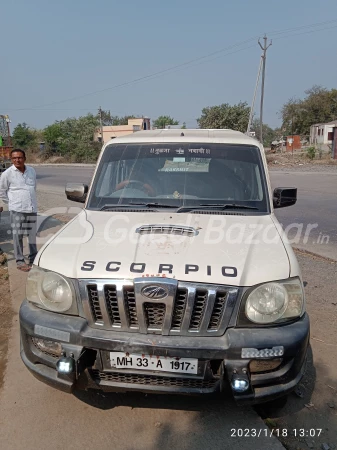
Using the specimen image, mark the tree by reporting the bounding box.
[197,102,250,132]
[43,123,63,152]
[99,110,136,126]
[42,113,101,161]
[12,123,36,148]
[251,118,276,147]
[280,85,337,135]
[153,116,179,129]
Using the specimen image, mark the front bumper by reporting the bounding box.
[20,300,310,405]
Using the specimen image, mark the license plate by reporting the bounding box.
[110,352,198,375]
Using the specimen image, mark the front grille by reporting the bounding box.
[189,290,208,330]
[124,286,138,327]
[105,285,121,325]
[144,303,166,329]
[81,280,237,336]
[87,284,103,323]
[92,370,218,389]
[171,289,187,330]
[208,291,227,330]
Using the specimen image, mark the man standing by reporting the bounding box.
[0,149,38,272]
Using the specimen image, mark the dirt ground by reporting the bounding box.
[0,253,12,391]
[0,248,336,449]
[266,149,337,171]
[258,251,337,450]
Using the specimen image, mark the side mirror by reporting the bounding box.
[65,183,88,203]
[273,187,297,209]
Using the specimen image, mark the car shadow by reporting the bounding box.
[254,345,316,419]
[74,383,235,412]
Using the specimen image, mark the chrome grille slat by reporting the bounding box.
[208,291,227,330]
[180,287,196,333]
[189,289,208,330]
[105,285,121,325]
[199,290,216,333]
[171,288,188,331]
[87,284,103,324]
[124,286,138,328]
[80,279,239,337]
[97,282,112,327]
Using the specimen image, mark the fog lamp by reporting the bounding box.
[231,378,250,393]
[249,359,282,373]
[31,337,62,357]
[56,356,75,374]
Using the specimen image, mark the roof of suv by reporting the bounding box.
[104,129,261,147]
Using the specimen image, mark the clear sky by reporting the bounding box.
[2,0,337,130]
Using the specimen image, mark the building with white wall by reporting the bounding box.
[310,120,337,147]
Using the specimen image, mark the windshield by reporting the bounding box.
[87,143,269,213]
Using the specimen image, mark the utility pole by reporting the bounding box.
[98,106,104,144]
[258,35,272,144]
[247,56,263,134]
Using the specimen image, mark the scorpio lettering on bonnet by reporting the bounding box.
[80,261,238,277]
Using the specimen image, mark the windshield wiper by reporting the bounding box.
[199,203,258,210]
[177,203,259,213]
[100,204,147,211]
[129,202,178,208]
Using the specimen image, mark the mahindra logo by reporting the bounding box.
[141,285,168,299]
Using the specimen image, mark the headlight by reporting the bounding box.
[244,278,304,325]
[26,266,78,314]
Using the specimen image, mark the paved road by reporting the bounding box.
[35,165,337,260]
[35,164,95,190]
[270,171,337,260]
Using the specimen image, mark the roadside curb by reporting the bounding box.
[293,247,337,263]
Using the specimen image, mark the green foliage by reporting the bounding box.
[43,123,63,152]
[12,123,36,149]
[110,115,136,126]
[251,118,276,147]
[153,116,179,128]
[306,146,316,160]
[181,122,187,129]
[281,85,337,135]
[42,113,101,162]
[100,110,136,126]
[197,102,250,132]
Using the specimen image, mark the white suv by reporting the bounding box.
[20,129,309,406]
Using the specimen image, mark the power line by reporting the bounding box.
[7,19,337,112]
[6,43,258,112]
[12,38,257,111]
[266,18,337,37]
[272,24,337,41]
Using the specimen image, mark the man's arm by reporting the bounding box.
[0,170,9,211]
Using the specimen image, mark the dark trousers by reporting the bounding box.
[10,211,38,265]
